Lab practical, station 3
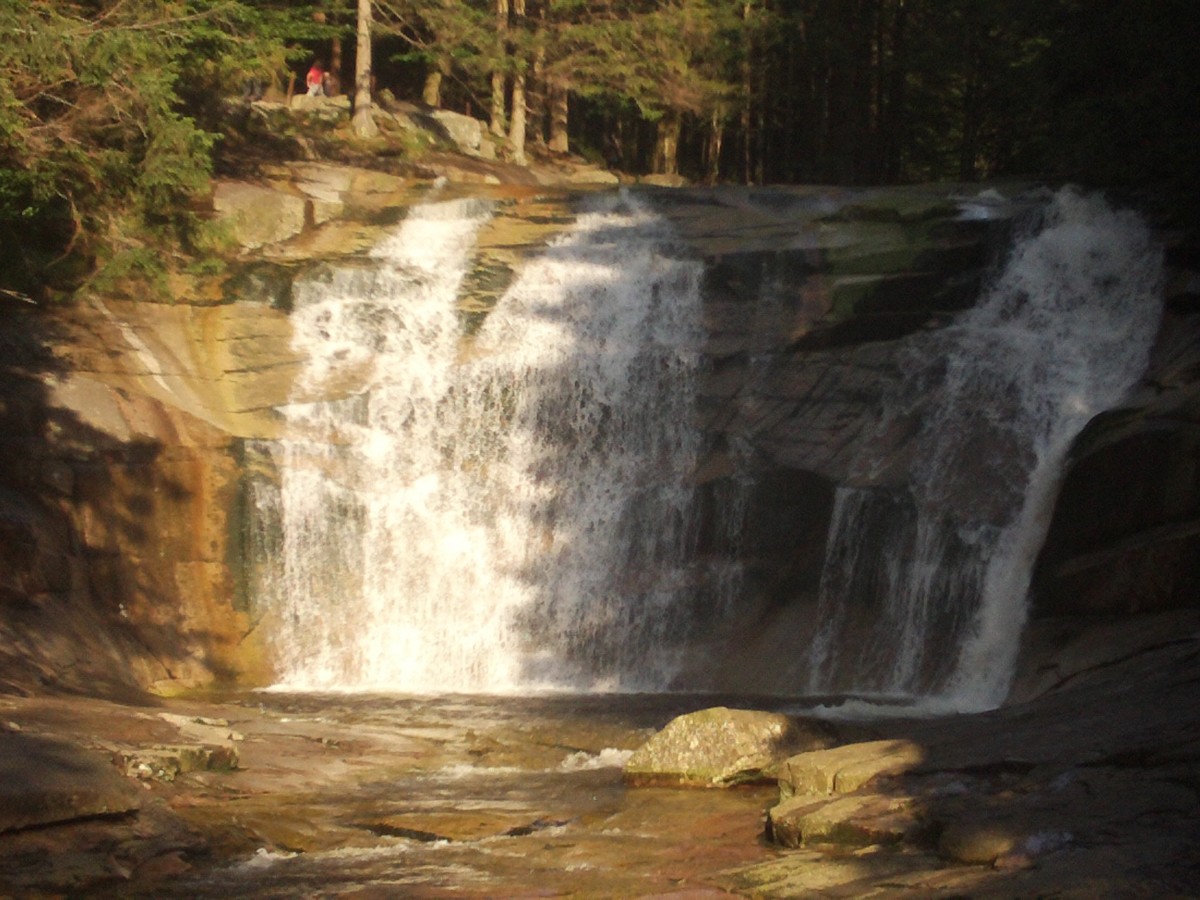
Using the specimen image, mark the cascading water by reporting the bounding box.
[253,184,1161,707]
[806,189,1163,712]
[254,194,709,693]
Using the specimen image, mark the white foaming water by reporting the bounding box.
[807,189,1163,712]
[258,195,706,693]
[559,748,635,771]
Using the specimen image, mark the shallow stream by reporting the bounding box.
[160,692,789,897]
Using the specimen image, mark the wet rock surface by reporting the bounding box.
[0,691,776,897]
[0,615,1195,897]
[745,614,1200,896]
[0,729,141,833]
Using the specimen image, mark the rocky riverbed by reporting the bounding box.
[1,610,1196,897]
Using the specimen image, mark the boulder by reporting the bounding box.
[287,93,351,125]
[393,105,487,156]
[428,109,485,155]
[624,707,831,787]
[937,819,1025,864]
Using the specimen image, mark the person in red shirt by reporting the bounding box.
[306,62,326,96]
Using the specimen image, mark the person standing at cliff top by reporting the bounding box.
[306,61,326,96]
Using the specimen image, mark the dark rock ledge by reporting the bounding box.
[629,611,1200,896]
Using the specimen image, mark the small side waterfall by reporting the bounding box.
[255,195,709,693]
[806,189,1163,711]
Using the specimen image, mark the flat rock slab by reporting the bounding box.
[625,706,832,787]
[360,810,561,843]
[768,791,922,848]
[726,844,944,896]
[0,730,140,833]
[778,739,925,797]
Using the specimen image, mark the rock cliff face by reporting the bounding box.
[1,165,1195,699]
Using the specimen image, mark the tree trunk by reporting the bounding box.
[740,0,754,183]
[490,71,507,136]
[705,107,724,183]
[652,110,681,175]
[422,55,449,107]
[353,0,378,138]
[959,14,984,180]
[329,35,343,96]
[529,13,547,147]
[883,0,908,182]
[490,0,509,136]
[507,0,527,164]
[422,70,441,107]
[509,71,527,163]
[548,83,569,153]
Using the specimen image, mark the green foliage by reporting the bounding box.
[1,0,1194,303]
[0,0,324,296]
[549,0,733,119]
[173,1,334,111]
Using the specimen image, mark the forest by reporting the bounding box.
[1,0,1196,297]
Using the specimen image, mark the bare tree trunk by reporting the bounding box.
[490,0,509,136]
[529,23,546,147]
[329,34,343,96]
[740,1,754,183]
[509,72,527,163]
[507,0,527,164]
[882,0,908,181]
[652,110,681,175]
[705,107,724,183]
[490,71,507,136]
[353,0,378,138]
[422,70,440,107]
[548,83,569,153]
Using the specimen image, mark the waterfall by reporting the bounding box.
[806,189,1163,711]
[255,194,708,693]
[253,185,1161,705]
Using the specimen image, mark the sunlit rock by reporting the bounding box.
[776,739,925,797]
[119,744,240,782]
[287,93,351,125]
[424,109,485,156]
[624,707,832,787]
[768,792,922,848]
[213,181,307,250]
